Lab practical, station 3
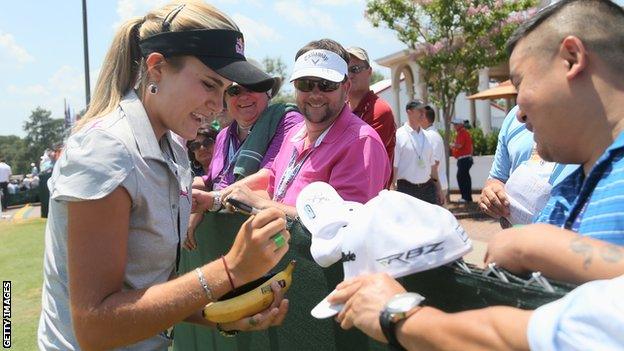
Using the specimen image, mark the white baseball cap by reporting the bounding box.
[451,117,464,124]
[289,49,348,83]
[296,182,472,319]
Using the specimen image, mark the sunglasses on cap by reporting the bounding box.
[225,84,253,97]
[294,78,342,93]
[188,137,215,152]
[348,64,369,74]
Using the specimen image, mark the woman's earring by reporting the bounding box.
[148,82,159,95]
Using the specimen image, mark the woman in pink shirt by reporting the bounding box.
[184,76,303,250]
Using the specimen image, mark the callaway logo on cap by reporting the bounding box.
[235,37,245,55]
[295,182,472,319]
[289,49,348,83]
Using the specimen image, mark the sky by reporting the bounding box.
[0,0,407,137]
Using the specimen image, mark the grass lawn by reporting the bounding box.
[0,219,46,350]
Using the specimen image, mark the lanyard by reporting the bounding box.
[407,129,426,160]
[213,134,243,188]
[225,137,242,173]
[273,127,330,202]
[273,147,315,202]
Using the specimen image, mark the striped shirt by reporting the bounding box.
[535,132,624,245]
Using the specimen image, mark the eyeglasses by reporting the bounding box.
[225,84,252,97]
[348,64,369,74]
[294,79,342,93]
[188,138,214,152]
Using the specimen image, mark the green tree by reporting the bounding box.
[370,70,386,85]
[23,107,66,167]
[271,92,296,104]
[0,135,29,174]
[366,0,535,188]
[366,0,534,127]
[262,56,288,81]
[262,56,296,104]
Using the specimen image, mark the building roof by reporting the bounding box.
[467,80,516,100]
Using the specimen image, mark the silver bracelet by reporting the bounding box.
[210,192,222,212]
[195,268,214,301]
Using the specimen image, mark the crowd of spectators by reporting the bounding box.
[184,2,624,350]
[0,143,64,210]
[29,1,624,349]
[6,174,40,193]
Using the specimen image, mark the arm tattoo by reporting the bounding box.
[600,244,623,263]
[570,237,593,270]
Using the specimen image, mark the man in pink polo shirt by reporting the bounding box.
[200,39,390,217]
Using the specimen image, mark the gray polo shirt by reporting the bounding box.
[38,91,192,350]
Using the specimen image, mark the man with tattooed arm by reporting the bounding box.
[329,1,624,350]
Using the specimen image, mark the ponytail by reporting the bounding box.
[74,17,144,132]
[74,1,239,133]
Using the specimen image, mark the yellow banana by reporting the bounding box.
[202,260,296,323]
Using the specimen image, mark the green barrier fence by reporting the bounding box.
[173,212,386,351]
[5,188,39,207]
[174,212,575,351]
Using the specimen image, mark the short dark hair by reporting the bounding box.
[187,126,218,165]
[424,106,435,124]
[295,39,351,65]
[506,0,624,73]
[405,99,426,111]
[187,127,218,148]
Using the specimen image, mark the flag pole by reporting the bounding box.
[82,0,91,107]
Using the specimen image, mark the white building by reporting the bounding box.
[371,77,509,131]
[373,50,510,133]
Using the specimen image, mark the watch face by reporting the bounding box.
[386,293,425,313]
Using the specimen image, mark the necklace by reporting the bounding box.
[237,123,252,133]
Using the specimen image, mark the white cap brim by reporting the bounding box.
[289,67,345,83]
[311,290,344,319]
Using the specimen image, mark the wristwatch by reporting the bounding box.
[379,292,425,350]
[210,191,222,212]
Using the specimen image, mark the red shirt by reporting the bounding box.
[352,90,396,188]
[451,127,473,158]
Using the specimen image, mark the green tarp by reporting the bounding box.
[173,212,574,351]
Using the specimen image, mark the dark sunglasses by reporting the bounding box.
[225,84,253,97]
[348,64,369,74]
[188,138,215,152]
[294,79,342,93]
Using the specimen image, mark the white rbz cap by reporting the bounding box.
[289,49,348,83]
[296,182,473,319]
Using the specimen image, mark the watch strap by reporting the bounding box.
[379,310,406,351]
[216,323,239,337]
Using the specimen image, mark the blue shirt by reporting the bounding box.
[535,132,624,245]
[528,275,624,351]
[489,106,576,185]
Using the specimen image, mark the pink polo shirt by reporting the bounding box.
[266,105,390,205]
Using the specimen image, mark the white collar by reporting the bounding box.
[404,122,423,134]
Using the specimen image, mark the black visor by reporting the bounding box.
[139,29,274,92]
